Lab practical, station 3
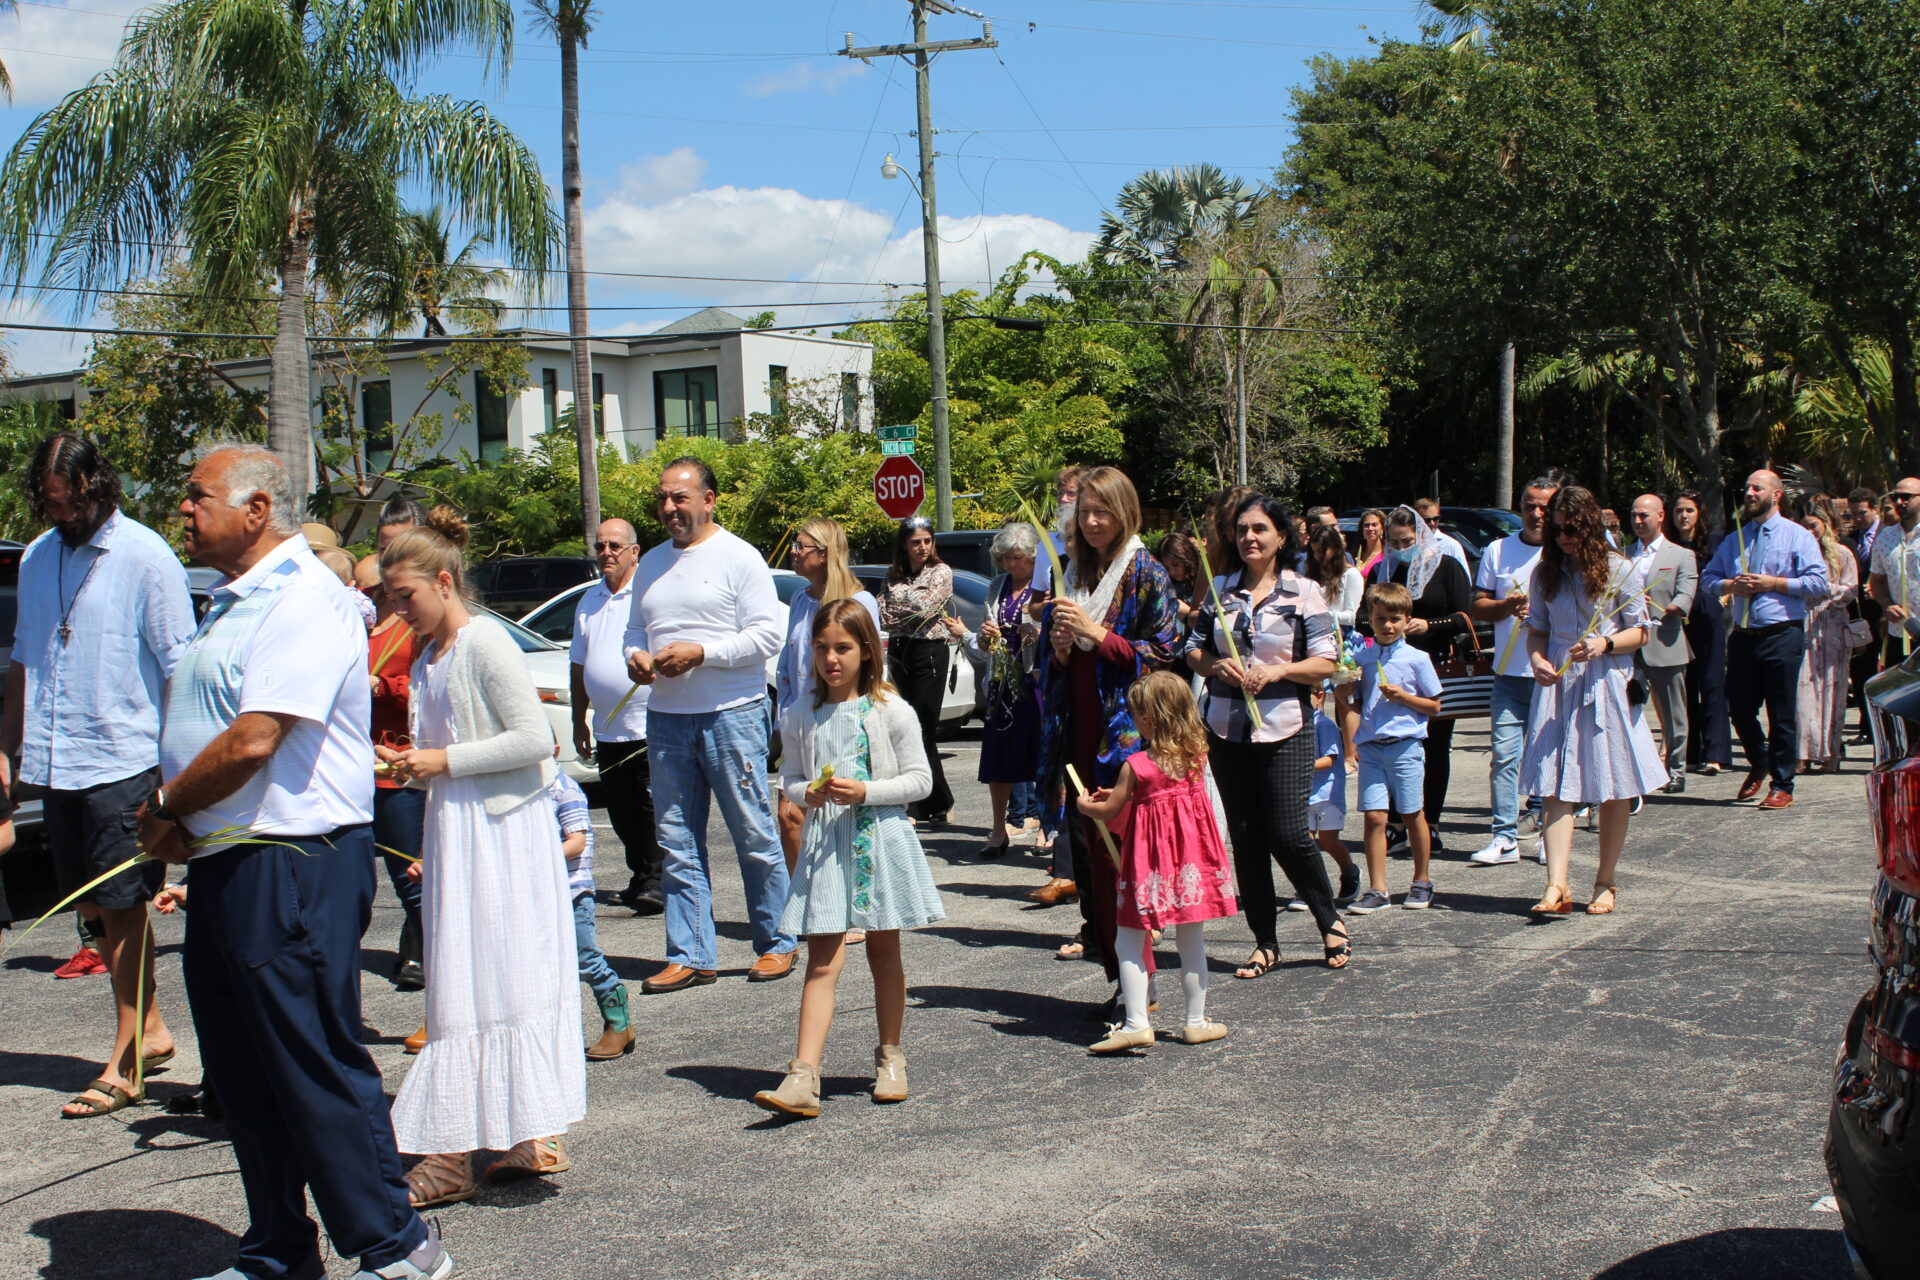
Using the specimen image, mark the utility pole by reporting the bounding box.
[1495,339,1516,509]
[842,2,995,531]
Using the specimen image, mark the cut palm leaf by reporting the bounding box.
[1064,763,1122,871]
[1193,539,1265,730]
[0,852,155,956]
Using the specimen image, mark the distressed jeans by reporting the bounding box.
[649,702,795,970]
[1488,674,1536,843]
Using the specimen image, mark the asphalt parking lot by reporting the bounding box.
[0,721,1873,1279]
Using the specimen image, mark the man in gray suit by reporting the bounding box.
[1629,494,1697,793]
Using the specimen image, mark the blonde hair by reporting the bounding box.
[799,517,862,605]
[811,598,895,707]
[312,542,356,585]
[378,504,472,595]
[1127,670,1206,782]
[1067,465,1143,587]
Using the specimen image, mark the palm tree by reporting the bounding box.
[363,205,509,338]
[529,0,600,548]
[0,0,557,498]
[1096,164,1255,273]
[0,0,18,102]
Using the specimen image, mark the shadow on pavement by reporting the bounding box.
[665,1062,872,1105]
[908,983,1096,1045]
[1591,1226,1847,1278]
[0,1050,121,1092]
[919,924,1063,953]
[30,1207,238,1280]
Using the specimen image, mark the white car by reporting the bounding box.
[518,566,980,731]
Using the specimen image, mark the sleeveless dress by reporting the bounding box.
[780,697,947,936]
[390,627,586,1155]
[1116,751,1238,931]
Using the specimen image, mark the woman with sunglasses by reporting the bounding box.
[1668,490,1732,775]
[878,516,955,824]
[1520,486,1668,917]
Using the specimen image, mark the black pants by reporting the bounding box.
[887,637,953,818]
[1208,730,1339,950]
[1727,623,1806,794]
[596,738,663,898]
[1422,716,1456,836]
[1058,806,1121,983]
[1685,602,1734,769]
[372,786,424,973]
[183,825,423,1276]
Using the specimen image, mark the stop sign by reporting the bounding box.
[873,454,926,520]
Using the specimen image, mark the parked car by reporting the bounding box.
[0,540,44,873]
[467,556,597,620]
[931,530,1000,579]
[1825,656,1920,1280]
[519,566,981,728]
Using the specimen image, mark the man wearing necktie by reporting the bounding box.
[1700,470,1830,811]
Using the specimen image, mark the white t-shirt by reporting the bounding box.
[1435,529,1470,571]
[1475,533,1545,679]
[571,575,649,742]
[623,525,784,715]
[160,536,374,850]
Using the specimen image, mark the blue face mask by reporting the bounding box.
[1390,545,1419,565]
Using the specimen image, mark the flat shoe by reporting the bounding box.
[406,1153,477,1208]
[141,1046,176,1072]
[1089,1026,1155,1055]
[1174,1020,1229,1045]
[485,1136,569,1183]
[746,951,796,982]
[62,1078,143,1119]
[643,963,718,993]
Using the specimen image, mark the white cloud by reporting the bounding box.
[583,154,1097,329]
[745,59,868,98]
[0,0,148,107]
[1,296,92,377]
[614,146,709,204]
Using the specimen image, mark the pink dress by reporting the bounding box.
[1115,751,1238,930]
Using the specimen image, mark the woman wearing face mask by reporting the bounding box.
[1667,490,1731,776]
[879,517,955,824]
[1360,506,1474,850]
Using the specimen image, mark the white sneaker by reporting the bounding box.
[1469,836,1519,866]
[1533,840,1548,864]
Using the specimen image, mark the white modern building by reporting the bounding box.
[2,307,875,466]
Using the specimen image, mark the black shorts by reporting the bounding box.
[43,768,165,911]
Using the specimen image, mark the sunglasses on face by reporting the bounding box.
[593,541,631,552]
[1894,492,1920,503]
[792,541,823,554]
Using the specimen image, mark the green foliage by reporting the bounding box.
[0,399,63,541]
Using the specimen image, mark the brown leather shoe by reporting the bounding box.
[1736,771,1768,802]
[1757,789,1795,811]
[1026,878,1079,906]
[746,950,796,983]
[403,1023,428,1054]
[642,963,718,994]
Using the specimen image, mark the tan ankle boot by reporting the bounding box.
[752,1059,820,1117]
[873,1045,908,1103]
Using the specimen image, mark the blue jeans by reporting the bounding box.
[573,893,621,1003]
[650,702,795,970]
[1007,781,1039,825]
[1488,674,1536,843]
[372,787,425,967]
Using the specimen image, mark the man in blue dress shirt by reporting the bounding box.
[1699,469,1829,811]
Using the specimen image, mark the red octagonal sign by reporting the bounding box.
[873,454,926,520]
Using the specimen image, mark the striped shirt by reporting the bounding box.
[1185,569,1338,744]
[547,771,596,899]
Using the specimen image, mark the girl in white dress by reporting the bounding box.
[755,599,945,1119]
[376,508,586,1206]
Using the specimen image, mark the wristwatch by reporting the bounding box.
[1602,635,1616,654]
[150,787,179,823]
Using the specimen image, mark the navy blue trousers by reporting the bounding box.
[1726,623,1806,794]
[183,825,423,1278]
[373,787,425,970]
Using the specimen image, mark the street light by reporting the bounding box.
[881,153,905,183]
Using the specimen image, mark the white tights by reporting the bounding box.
[1114,923,1209,1032]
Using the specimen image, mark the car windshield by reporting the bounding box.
[473,603,559,652]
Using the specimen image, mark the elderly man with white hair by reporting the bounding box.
[137,444,451,1280]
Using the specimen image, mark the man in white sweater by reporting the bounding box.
[624,457,796,991]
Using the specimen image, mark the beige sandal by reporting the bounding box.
[406,1152,478,1207]
[485,1136,569,1183]
[1586,885,1618,916]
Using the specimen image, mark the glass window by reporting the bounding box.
[840,372,860,429]
[592,372,605,437]
[475,373,510,463]
[654,365,720,442]
[362,380,393,473]
[542,368,559,433]
[768,364,789,416]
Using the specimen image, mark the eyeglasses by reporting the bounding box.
[791,541,823,554]
[1894,492,1920,503]
[593,541,631,552]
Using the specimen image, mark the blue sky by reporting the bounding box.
[0,0,1428,373]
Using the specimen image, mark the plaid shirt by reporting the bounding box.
[1185,569,1338,744]
[547,772,596,899]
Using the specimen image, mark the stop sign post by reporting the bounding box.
[873,454,926,520]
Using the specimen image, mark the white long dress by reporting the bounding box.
[391,632,586,1155]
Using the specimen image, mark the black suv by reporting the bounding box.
[467,556,597,620]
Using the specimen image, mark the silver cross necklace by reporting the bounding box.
[56,539,104,647]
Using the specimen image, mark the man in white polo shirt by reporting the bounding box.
[137,444,448,1280]
[624,457,793,992]
[571,516,663,913]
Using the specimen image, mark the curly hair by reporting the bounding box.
[26,432,123,531]
[1539,485,1614,601]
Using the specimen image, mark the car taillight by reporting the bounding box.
[1867,757,1920,895]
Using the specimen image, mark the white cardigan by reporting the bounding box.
[778,693,932,809]
[410,614,556,816]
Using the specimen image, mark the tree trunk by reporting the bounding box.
[271,231,314,502]
[1234,330,1248,485]
[560,29,600,548]
[1494,339,1515,508]
[1890,322,1920,477]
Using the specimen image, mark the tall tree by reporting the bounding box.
[1096,164,1255,273]
[0,0,17,102]
[0,0,557,499]
[529,0,601,548]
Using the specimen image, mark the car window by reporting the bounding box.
[542,560,596,593]
[474,603,560,652]
[0,545,19,647]
[488,562,541,596]
[521,588,582,643]
[775,574,808,604]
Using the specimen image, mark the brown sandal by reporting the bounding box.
[61,1078,144,1119]
[1586,885,1618,915]
[486,1136,569,1183]
[406,1152,478,1207]
[1531,884,1574,916]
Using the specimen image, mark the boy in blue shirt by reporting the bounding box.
[1307,685,1360,906]
[547,767,634,1061]
[1349,584,1444,913]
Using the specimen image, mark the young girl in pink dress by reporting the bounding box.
[1076,670,1238,1054]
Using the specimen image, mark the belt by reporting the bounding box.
[1733,620,1798,638]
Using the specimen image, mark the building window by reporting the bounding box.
[475,373,510,463]
[654,366,720,442]
[768,365,789,416]
[592,372,605,437]
[542,368,560,433]
[840,372,861,430]
[363,380,394,473]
